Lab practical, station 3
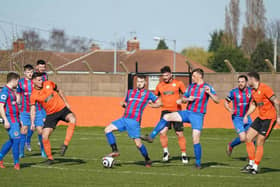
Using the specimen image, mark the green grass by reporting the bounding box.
[0,126,280,187]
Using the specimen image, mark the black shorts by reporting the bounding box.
[44,107,73,129]
[161,110,184,132]
[251,117,276,138]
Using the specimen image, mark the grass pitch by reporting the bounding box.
[0,126,280,187]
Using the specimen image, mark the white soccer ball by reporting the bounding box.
[102,156,115,168]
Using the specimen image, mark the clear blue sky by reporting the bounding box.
[0,0,279,51]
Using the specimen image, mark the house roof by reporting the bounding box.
[0,49,215,73]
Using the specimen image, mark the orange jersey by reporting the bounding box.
[252,83,276,120]
[30,81,66,115]
[155,79,186,112]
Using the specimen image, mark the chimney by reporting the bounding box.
[127,37,140,52]
[91,44,100,51]
[13,39,25,53]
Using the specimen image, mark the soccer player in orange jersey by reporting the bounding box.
[30,72,76,164]
[155,66,188,164]
[241,72,280,174]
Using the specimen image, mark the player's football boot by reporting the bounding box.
[107,152,120,157]
[140,134,153,143]
[19,153,24,158]
[145,160,152,168]
[181,153,189,164]
[26,143,32,152]
[240,164,253,173]
[162,152,170,162]
[14,163,20,170]
[60,144,68,156]
[226,143,232,157]
[45,159,54,165]
[0,160,5,168]
[249,168,258,175]
[41,150,47,158]
[195,164,202,169]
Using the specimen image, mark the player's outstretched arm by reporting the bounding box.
[0,103,10,129]
[243,101,256,124]
[224,100,234,114]
[58,88,71,109]
[269,96,280,124]
[30,105,36,130]
[205,86,219,104]
[149,99,162,108]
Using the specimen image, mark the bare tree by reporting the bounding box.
[49,29,68,52]
[241,0,266,55]
[22,30,46,50]
[111,37,126,50]
[230,0,240,46]
[66,37,94,52]
[267,19,280,54]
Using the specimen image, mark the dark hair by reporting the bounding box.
[247,72,260,81]
[32,72,42,80]
[238,75,248,82]
[24,64,34,71]
[191,68,204,78]
[160,66,171,74]
[7,72,20,83]
[37,59,46,65]
[137,75,146,80]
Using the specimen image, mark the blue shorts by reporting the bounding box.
[6,121,20,139]
[232,116,252,134]
[112,117,140,139]
[20,111,45,127]
[178,110,204,131]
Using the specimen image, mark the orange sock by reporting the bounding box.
[255,145,264,165]
[246,142,255,160]
[160,134,168,148]
[64,123,75,146]
[178,136,186,153]
[42,139,53,160]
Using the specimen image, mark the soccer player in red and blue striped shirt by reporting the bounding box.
[104,75,161,167]
[17,64,46,158]
[224,75,252,156]
[141,68,219,168]
[25,60,48,150]
[0,72,21,170]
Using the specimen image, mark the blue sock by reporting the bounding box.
[26,128,34,145]
[106,132,116,145]
[150,119,168,139]
[19,134,26,156]
[0,139,13,160]
[38,134,44,152]
[138,144,149,161]
[12,138,20,164]
[230,137,241,148]
[194,143,202,166]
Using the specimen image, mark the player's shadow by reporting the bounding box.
[169,156,196,161]
[232,157,248,161]
[20,162,38,168]
[259,167,280,174]
[201,162,229,169]
[52,158,86,165]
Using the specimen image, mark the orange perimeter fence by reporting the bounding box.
[64,96,279,129]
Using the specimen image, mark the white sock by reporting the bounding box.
[253,164,258,170]
[249,160,255,166]
[181,152,186,157]
[163,147,168,153]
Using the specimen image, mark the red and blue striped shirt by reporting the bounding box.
[124,89,158,122]
[226,87,252,117]
[184,83,216,114]
[0,86,20,123]
[17,78,42,113]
